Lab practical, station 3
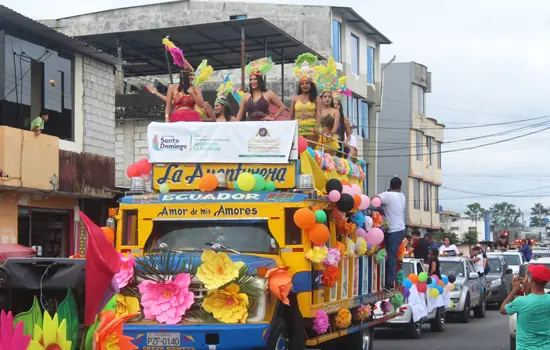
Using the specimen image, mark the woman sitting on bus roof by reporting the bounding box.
[236,57,286,121]
[332,95,354,158]
[288,53,320,144]
[214,74,238,122]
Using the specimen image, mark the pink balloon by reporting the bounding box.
[342,186,353,195]
[357,228,368,239]
[371,196,382,208]
[298,136,308,154]
[444,284,453,292]
[431,275,439,282]
[358,195,370,210]
[351,184,362,195]
[328,190,341,202]
[366,228,384,245]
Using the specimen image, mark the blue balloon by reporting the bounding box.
[428,281,436,288]
[436,285,444,294]
[403,279,413,289]
[442,276,449,285]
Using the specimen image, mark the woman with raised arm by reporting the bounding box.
[214,74,238,122]
[288,53,320,143]
[236,57,286,121]
[162,37,213,123]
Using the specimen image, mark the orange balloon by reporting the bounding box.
[353,194,362,209]
[341,180,351,186]
[101,227,115,244]
[438,280,445,287]
[308,223,330,245]
[293,208,316,229]
[408,273,419,284]
[199,174,218,192]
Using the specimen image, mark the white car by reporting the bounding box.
[488,251,526,275]
[508,257,550,350]
[532,248,550,260]
[374,258,445,339]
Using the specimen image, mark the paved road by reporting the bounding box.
[374,308,510,350]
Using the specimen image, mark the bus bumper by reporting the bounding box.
[124,323,270,350]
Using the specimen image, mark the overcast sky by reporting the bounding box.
[5,0,550,219]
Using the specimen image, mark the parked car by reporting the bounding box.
[440,257,486,323]
[486,255,514,305]
[374,258,445,339]
[488,251,526,275]
[509,257,550,350]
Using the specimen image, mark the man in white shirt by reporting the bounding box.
[469,246,487,291]
[378,177,406,289]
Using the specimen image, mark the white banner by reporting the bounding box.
[147,121,298,164]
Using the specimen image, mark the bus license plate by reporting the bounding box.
[146,332,181,347]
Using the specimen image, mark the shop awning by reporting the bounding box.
[0,244,36,262]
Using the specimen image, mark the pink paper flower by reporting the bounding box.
[0,310,31,350]
[115,253,136,289]
[312,310,329,335]
[322,248,341,267]
[138,273,195,324]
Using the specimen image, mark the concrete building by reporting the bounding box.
[44,0,391,196]
[0,6,120,255]
[439,211,485,242]
[377,62,444,232]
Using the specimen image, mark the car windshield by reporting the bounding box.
[534,252,550,258]
[503,255,521,265]
[145,220,278,254]
[488,259,502,273]
[440,261,465,278]
[401,263,414,277]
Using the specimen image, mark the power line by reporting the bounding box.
[442,185,550,197]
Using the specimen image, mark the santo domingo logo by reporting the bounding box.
[152,134,189,151]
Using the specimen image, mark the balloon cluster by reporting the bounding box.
[234,173,275,192]
[293,208,329,245]
[199,174,218,192]
[402,272,456,299]
[126,159,152,180]
[326,179,370,212]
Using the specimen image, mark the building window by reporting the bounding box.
[367,46,375,84]
[230,15,247,20]
[350,97,359,132]
[427,137,433,165]
[435,186,440,213]
[413,178,421,210]
[424,182,431,212]
[416,131,423,161]
[437,141,442,169]
[351,34,359,75]
[412,84,425,114]
[360,101,369,138]
[332,20,341,62]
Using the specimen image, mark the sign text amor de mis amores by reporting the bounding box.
[153,163,296,190]
[158,205,259,218]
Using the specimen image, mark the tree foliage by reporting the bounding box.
[489,202,521,229]
[434,231,460,245]
[464,203,486,222]
[530,202,549,227]
[463,230,479,245]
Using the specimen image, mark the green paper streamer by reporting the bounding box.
[13,296,42,336]
[57,288,79,350]
[376,248,387,264]
[390,292,404,309]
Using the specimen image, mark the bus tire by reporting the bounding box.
[344,326,374,350]
[266,318,290,350]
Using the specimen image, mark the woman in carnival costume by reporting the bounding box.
[162,37,212,122]
[214,74,238,122]
[236,57,286,121]
[331,81,354,158]
[288,53,320,143]
[314,57,342,155]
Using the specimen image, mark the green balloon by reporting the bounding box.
[314,210,327,223]
[234,182,240,191]
[264,181,276,191]
[252,174,266,192]
[159,183,170,194]
[418,272,428,283]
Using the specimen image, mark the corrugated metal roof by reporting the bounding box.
[0,5,123,66]
[332,6,392,45]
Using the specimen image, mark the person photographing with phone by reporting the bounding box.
[500,264,550,349]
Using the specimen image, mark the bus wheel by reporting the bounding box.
[266,318,289,350]
[344,326,373,350]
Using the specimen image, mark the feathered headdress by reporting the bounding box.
[162,36,192,70]
[193,60,214,86]
[245,57,274,77]
[315,57,338,93]
[332,76,352,101]
[216,74,234,105]
[294,53,318,82]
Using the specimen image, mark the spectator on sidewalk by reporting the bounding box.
[378,177,406,290]
[500,264,550,349]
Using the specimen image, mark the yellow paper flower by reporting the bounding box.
[27,312,71,350]
[196,250,244,290]
[202,283,249,324]
[305,245,328,263]
[346,238,356,257]
[115,294,141,318]
[357,237,367,256]
[335,308,352,329]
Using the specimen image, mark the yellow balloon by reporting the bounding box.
[429,288,439,298]
[237,173,255,191]
[451,283,455,290]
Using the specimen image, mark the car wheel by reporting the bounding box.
[474,294,486,318]
[458,296,470,323]
[405,319,422,339]
[510,334,516,350]
[342,326,374,350]
[430,307,445,332]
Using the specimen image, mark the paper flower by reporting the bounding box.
[93,310,138,350]
[0,310,30,350]
[376,248,387,265]
[196,251,244,290]
[366,245,377,257]
[28,312,71,350]
[312,310,329,335]
[396,270,406,286]
[381,300,393,314]
[372,212,383,228]
[115,253,135,289]
[391,292,405,310]
[321,266,340,288]
[138,273,195,324]
[322,247,341,267]
[202,283,249,323]
[305,245,328,263]
[335,241,346,257]
[334,308,352,329]
[345,238,356,257]
[115,294,140,319]
[356,305,372,321]
[356,237,367,255]
[265,266,293,306]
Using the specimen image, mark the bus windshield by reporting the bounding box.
[145,220,278,254]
